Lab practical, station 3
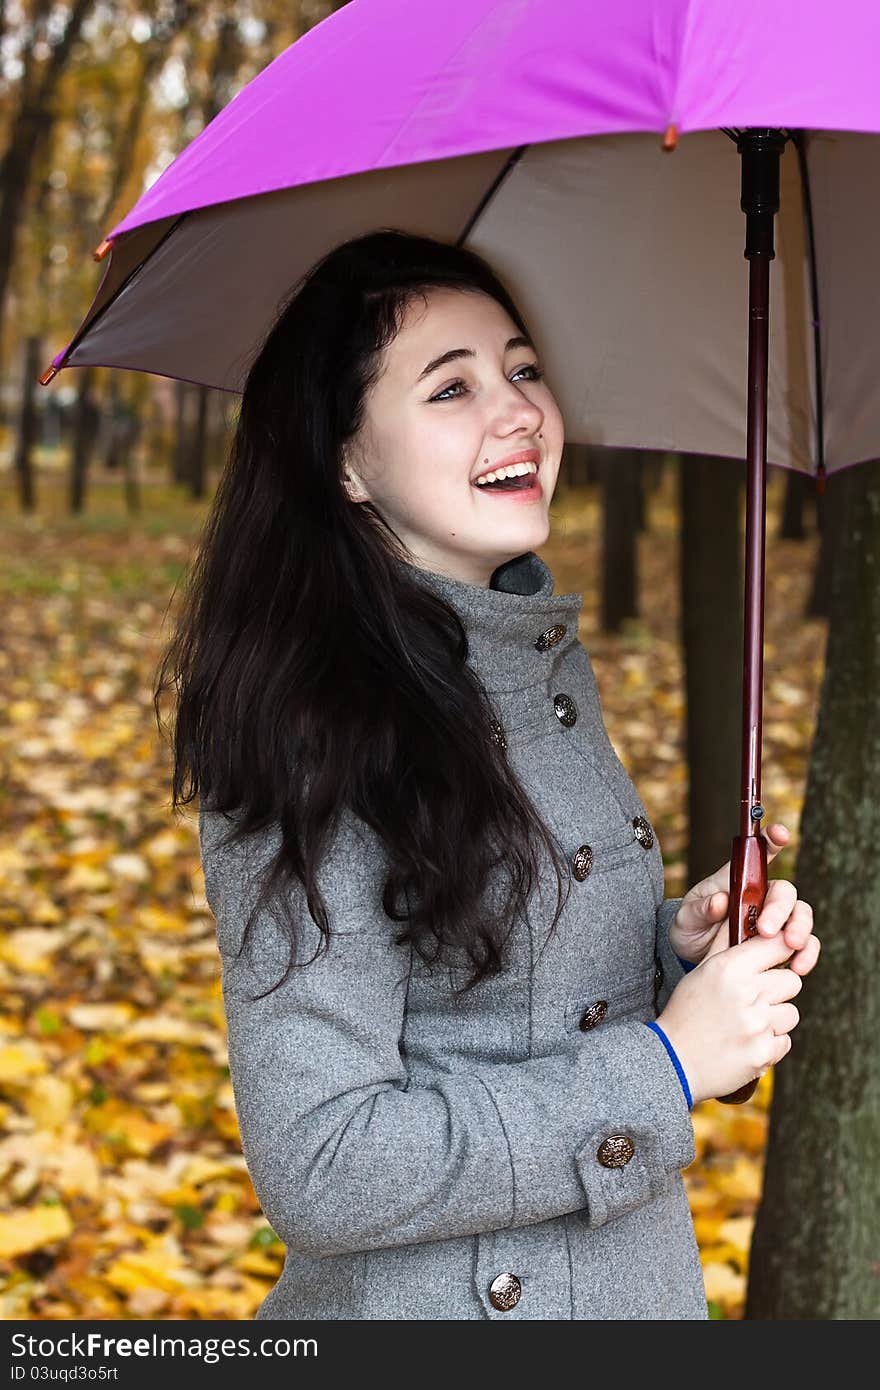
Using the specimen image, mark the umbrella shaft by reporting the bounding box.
[741,252,769,840]
[717,132,787,1106]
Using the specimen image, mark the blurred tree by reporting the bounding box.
[778,466,817,542]
[746,458,880,1320]
[599,446,640,632]
[0,0,95,388]
[679,452,745,885]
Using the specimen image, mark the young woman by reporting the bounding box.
[156,229,820,1320]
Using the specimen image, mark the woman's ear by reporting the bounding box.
[341,452,369,504]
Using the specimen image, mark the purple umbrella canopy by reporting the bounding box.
[43,0,880,479]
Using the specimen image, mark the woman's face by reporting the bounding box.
[343,286,563,586]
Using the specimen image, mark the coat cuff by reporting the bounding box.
[655,895,687,1013]
[477,1019,696,1232]
[644,1020,693,1108]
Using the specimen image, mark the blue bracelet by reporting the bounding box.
[644,1020,693,1109]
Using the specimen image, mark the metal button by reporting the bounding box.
[535,623,566,652]
[633,815,654,849]
[597,1135,636,1168]
[579,1000,608,1031]
[489,718,507,752]
[553,692,577,727]
[571,844,594,880]
[488,1272,522,1310]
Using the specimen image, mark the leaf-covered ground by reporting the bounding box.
[0,469,826,1319]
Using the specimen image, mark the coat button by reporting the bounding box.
[633,815,654,849]
[579,1000,608,1030]
[571,844,594,880]
[597,1135,636,1168]
[489,717,507,752]
[553,692,578,726]
[534,623,567,651]
[488,1272,522,1310]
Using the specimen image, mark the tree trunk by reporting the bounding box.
[123,441,140,515]
[0,0,94,378]
[634,453,647,533]
[69,365,99,513]
[746,456,880,1321]
[14,333,42,512]
[188,384,209,499]
[600,447,640,631]
[173,380,188,484]
[778,467,815,541]
[806,480,846,621]
[679,453,745,885]
[102,375,122,471]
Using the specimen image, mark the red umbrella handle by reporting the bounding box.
[716,832,768,1103]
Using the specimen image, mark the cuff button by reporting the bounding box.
[488,1272,522,1310]
[597,1134,636,1168]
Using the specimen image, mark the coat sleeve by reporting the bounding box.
[201,808,697,1260]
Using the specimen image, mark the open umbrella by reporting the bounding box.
[40,0,880,1102]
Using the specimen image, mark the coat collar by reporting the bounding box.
[398,550,584,693]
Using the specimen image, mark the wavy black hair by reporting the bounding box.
[154,228,570,997]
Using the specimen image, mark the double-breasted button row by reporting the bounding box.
[597,1134,636,1168]
[488,1271,522,1310]
[570,818,655,881]
[488,627,574,748]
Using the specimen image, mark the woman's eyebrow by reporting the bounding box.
[416,334,534,384]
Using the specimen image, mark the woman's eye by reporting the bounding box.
[429,362,545,402]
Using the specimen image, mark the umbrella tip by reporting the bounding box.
[39,362,58,385]
[93,237,114,261]
[662,122,678,152]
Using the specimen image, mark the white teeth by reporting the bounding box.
[474,460,538,485]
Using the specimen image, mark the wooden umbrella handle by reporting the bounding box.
[716,831,768,1104]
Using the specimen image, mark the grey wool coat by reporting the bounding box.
[199,550,709,1320]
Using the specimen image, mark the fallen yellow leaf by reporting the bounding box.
[0,1041,48,1083]
[0,1204,72,1258]
[22,1075,75,1128]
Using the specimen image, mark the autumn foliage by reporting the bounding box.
[0,473,824,1319]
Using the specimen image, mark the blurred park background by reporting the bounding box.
[1,0,876,1322]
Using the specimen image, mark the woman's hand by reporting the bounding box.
[668,822,821,978]
[656,929,807,1105]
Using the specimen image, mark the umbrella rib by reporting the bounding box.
[790,130,826,484]
[48,213,191,378]
[457,145,530,246]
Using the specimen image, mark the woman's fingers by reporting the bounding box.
[787,931,821,976]
[762,823,792,863]
[760,966,804,1004]
[755,878,798,935]
[768,1000,801,1035]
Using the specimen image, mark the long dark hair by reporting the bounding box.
[154,228,570,997]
